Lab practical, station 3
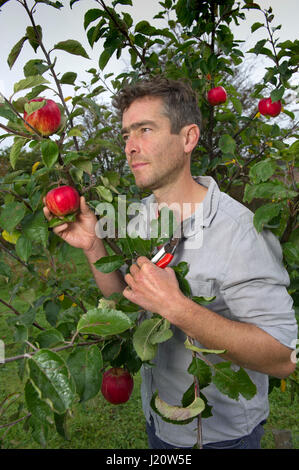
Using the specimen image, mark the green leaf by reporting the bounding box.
[22,210,49,248]
[249,159,276,184]
[24,99,46,116]
[67,345,103,402]
[244,182,297,204]
[212,362,257,401]
[112,0,132,6]
[7,36,28,69]
[48,213,77,229]
[282,242,299,265]
[270,86,285,102]
[15,235,32,262]
[251,22,264,33]
[230,97,242,114]
[99,48,114,70]
[253,202,282,232]
[219,134,236,155]
[60,72,77,85]
[84,8,103,29]
[0,202,26,233]
[26,25,42,52]
[77,306,132,337]
[28,415,49,447]
[94,255,125,273]
[53,39,90,59]
[10,137,27,169]
[43,300,60,327]
[23,59,49,77]
[95,185,113,202]
[41,140,59,168]
[187,357,212,389]
[36,329,65,348]
[133,317,164,361]
[184,338,225,355]
[151,391,205,425]
[13,75,49,94]
[24,380,54,425]
[191,296,216,306]
[54,412,70,440]
[28,349,76,414]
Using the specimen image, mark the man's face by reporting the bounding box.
[121,96,187,191]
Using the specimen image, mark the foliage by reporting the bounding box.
[0,0,298,448]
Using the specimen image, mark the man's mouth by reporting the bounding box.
[131,162,149,169]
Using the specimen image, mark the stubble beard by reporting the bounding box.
[134,153,186,191]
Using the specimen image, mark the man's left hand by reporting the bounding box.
[123,256,183,317]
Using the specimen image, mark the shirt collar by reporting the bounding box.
[141,176,220,238]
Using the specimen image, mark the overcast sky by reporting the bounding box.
[0,0,298,138]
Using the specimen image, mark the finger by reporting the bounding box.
[43,206,53,221]
[80,196,91,215]
[54,223,69,233]
[136,256,150,268]
[124,272,137,290]
[129,263,140,277]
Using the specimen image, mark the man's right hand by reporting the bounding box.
[43,195,99,253]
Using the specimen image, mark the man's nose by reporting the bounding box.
[125,135,140,156]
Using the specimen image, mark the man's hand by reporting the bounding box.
[123,256,184,319]
[43,196,98,252]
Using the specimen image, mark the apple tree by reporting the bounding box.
[0,0,298,448]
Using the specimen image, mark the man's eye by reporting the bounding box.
[123,134,129,141]
[141,128,151,133]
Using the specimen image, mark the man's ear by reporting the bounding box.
[182,124,200,154]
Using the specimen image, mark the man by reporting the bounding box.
[44,77,297,449]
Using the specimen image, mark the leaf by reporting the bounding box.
[48,212,77,229]
[212,362,257,401]
[282,242,299,265]
[24,380,54,425]
[27,349,76,414]
[77,306,132,337]
[41,140,59,168]
[95,185,113,202]
[15,235,32,262]
[22,210,49,248]
[192,295,216,306]
[1,229,20,244]
[36,329,65,348]
[0,202,26,233]
[244,182,297,204]
[28,415,49,447]
[26,25,42,52]
[253,202,282,232]
[67,345,103,402]
[151,391,205,425]
[24,99,46,116]
[187,357,212,389]
[133,317,163,361]
[23,59,49,77]
[13,75,49,94]
[53,40,90,59]
[219,134,236,155]
[184,338,225,355]
[249,159,276,184]
[60,72,77,85]
[270,86,285,102]
[99,48,114,70]
[43,300,60,327]
[251,22,264,33]
[84,8,104,30]
[94,255,125,273]
[7,36,28,69]
[10,137,26,169]
[54,412,70,440]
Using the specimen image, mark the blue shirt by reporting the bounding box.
[131,176,297,446]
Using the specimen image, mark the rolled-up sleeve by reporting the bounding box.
[220,223,298,348]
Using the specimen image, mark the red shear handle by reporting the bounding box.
[155,253,174,269]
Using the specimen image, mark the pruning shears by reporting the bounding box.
[151,225,185,269]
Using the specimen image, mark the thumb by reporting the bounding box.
[80,196,92,215]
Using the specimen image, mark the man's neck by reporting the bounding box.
[153,174,208,222]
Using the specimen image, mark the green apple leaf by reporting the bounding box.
[41,140,59,168]
[133,317,172,361]
[7,36,28,69]
[10,137,27,169]
[27,349,76,414]
[53,39,90,59]
[0,201,27,233]
[94,255,125,273]
[67,345,103,402]
[151,391,205,425]
[212,362,257,401]
[24,380,54,425]
[13,75,50,94]
[184,338,226,355]
[22,210,49,248]
[77,306,132,337]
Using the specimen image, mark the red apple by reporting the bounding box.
[101,367,134,405]
[258,97,282,117]
[207,86,227,106]
[45,185,80,217]
[24,97,61,136]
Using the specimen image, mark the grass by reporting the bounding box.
[0,246,298,449]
